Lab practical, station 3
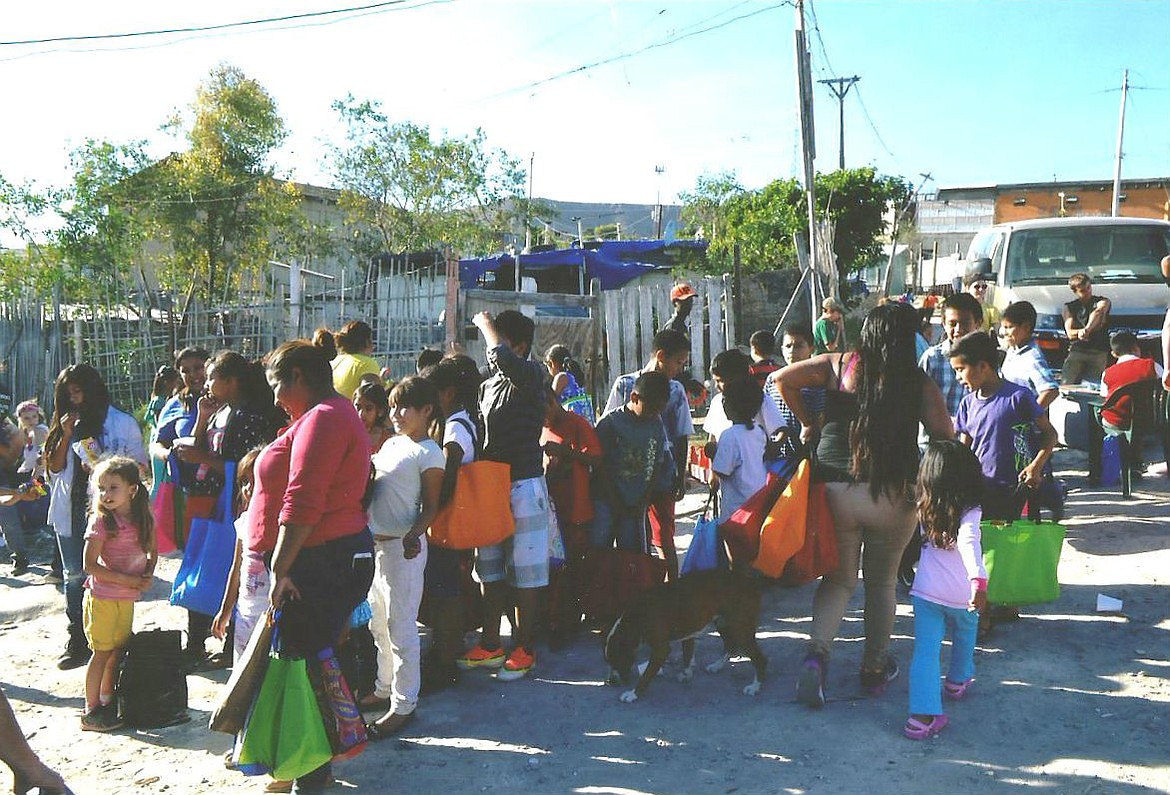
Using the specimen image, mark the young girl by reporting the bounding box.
[419,355,482,693]
[354,381,394,453]
[81,457,156,732]
[211,446,265,660]
[365,376,445,738]
[905,441,987,740]
[711,378,768,524]
[545,344,595,424]
[12,401,50,576]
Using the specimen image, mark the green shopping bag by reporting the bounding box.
[981,519,1066,605]
[237,654,333,782]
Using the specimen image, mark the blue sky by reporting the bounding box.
[2,0,1167,229]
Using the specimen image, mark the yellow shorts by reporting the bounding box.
[83,593,135,651]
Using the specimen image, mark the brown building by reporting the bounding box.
[994,178,1170,223]
[916,177,1170,259]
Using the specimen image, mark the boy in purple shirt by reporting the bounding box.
[948,332,1057,521]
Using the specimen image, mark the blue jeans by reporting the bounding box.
[57,530,87,640]
[589,499,645,551]
[0,503,29,560]
[909,595,978,716]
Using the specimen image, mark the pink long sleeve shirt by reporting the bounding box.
[910,507,988,610]
[248,395,371,552]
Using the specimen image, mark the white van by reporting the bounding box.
[964,216,1170,367]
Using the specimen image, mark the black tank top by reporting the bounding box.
[815,355,858,483]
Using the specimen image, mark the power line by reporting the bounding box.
[0,0,439,47]
[484,3,791,101]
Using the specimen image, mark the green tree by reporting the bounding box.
[149,64,301,306]
[52,139,153,300]
[0,174,66,300]
[679,170,744,241]
[327,96,527,258]
[685,167,910,283]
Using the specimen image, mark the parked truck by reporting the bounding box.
[963,216,1170,369]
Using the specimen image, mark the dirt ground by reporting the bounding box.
[2,445,1167,795]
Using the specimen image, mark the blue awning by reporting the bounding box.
[459,240,707,291]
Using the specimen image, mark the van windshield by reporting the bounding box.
[1005,224,1170,285]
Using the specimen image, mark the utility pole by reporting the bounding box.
[818,76,860,170]
[654,165,666,239]
[1111,69,1128,217]
[524,152,534,251]
[794,0,818,321]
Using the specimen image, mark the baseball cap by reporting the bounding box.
[670,282,697,302]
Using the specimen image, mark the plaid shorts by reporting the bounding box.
[476,476,551,589]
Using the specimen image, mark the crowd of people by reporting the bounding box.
[0,263,1168,791]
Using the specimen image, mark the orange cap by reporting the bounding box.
[670,282,697,302]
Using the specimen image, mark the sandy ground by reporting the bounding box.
[2,445,1167,795]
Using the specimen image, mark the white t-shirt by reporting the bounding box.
[367,435,445,536]
[443,410,476,465]
[711,423,768,523]
[704,392,785,442]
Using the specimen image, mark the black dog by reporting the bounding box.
[603,567,766,702]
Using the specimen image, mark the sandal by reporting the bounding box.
[944,678,974,700]
[903,714,949,740]
[263,780,293,794]
[366,712,415,741]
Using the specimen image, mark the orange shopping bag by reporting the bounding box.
[752,458,810,578]
[428,461,515,549]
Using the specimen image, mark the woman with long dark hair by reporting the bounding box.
[774,301,953,708]
[44,363,147,670]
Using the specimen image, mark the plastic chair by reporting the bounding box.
[1090,378,1160,498]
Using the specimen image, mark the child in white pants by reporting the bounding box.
[364,377,445,737]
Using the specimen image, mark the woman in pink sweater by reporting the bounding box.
[247,341,375,791]
[906,440,988,740]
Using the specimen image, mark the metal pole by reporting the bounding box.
[1111,69,1128,217]
[733,243,743,345]
[525,152,534,251]
[774,265,812,338]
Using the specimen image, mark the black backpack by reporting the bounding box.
[116,629,190,728]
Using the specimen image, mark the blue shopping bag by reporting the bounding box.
[681,491,723,576]
[1100,436,1121,488]
[170,461,237,616]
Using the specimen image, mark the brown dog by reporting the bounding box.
[603,567,766,703]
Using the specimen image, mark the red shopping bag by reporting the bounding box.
[718,472,785,565]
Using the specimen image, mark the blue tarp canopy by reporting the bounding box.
[460,240,707,291]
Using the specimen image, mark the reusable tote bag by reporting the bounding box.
[753,458,810,578]
[428,461,514,549]
[781,479,839,586]
[210,610,274,735]
[719,472,786,565]
[981,518,1066,605]
[236,653,333,781]
[152,457,181,555]
[681,490,720,576]
[170,461,237,616]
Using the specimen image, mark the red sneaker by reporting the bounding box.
[456,644,506,670]
[497,646,535,681]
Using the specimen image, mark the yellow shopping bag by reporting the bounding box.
[752,458,810,578]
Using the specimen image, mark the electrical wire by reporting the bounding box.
[0,1,439,47]
[483,2,791,101]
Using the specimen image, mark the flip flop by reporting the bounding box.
[903,714,949,740]
[944,678,974,700]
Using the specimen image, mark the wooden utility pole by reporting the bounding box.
[794,0,818,323]
[818,76,860,170]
